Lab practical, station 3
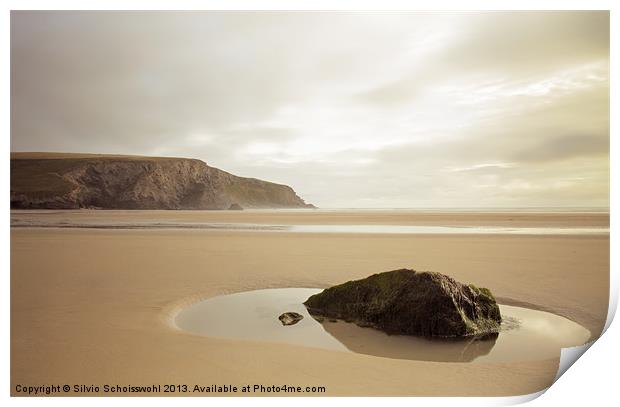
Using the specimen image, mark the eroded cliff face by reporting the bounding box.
[10,153,314,210]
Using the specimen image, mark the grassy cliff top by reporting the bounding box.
[11,152,191,161]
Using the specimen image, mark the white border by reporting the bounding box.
[0,0,616,11]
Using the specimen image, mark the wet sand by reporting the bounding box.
[10,211,610,396]
[10,208,610,228]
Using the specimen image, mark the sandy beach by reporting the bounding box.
[10,210,609,396]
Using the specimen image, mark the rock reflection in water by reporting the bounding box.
[316,318,498,362]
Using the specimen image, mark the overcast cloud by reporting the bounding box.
[11,11,609,208]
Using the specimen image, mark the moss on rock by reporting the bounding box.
[304,269,501,338]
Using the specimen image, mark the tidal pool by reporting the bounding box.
[174,288,591,363]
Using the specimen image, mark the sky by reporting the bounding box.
[11,11,610,208]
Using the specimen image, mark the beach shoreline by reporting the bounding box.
[10,208,610,228]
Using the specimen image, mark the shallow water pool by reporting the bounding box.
[175,288,591,363]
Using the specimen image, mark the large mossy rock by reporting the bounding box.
[304,269,501,338]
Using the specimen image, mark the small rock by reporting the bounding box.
[278,312,304,326]
[228,203,243,210]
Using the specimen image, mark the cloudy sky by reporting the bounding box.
[11,11,609,208]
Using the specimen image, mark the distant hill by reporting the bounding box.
[10,152,315,210]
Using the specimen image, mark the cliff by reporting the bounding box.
[10,152,315,210]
